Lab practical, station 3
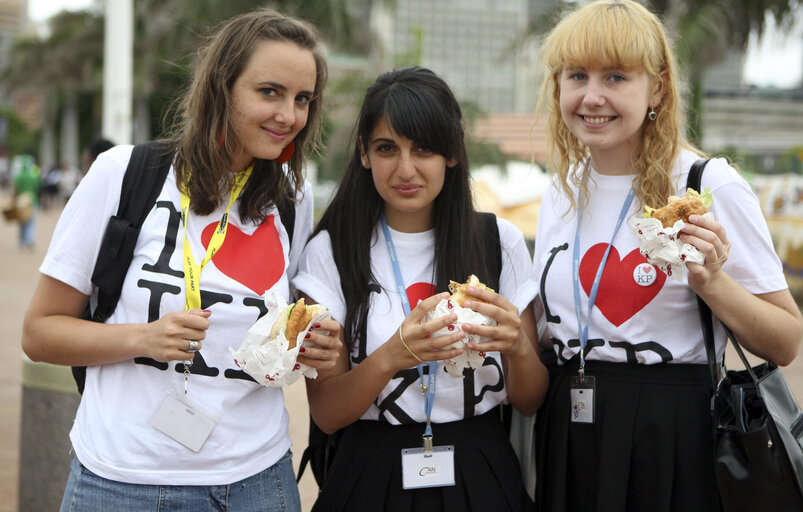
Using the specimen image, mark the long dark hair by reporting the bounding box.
[312,66,492,351]
[166,8,327,223]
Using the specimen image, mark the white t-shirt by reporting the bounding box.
[533,149,787,365]
[40,145,314,485]
[293,217,537,424]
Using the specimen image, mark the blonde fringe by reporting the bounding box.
[533,0,706,216]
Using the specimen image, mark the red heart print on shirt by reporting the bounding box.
[201,214,285,295]
[406,282,436,310]
[579,243,665,326]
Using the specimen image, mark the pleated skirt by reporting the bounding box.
[534,355,721,512]
[312,407,534,512]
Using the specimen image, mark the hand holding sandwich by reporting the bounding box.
[455,278,533,359]
[677,212,732,291]
[291,300,343,373]
[267,297,342,372]
[643,187,731,287]
[383,293,466,371]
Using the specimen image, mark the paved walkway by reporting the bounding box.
[1,192,802,511]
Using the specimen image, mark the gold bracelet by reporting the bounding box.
[398,326,424,364]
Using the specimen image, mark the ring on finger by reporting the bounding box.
[711,242,731,265]
[187,340,200,352]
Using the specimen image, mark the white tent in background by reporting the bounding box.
[471,160,550,240]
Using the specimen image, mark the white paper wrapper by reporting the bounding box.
[425,298,497,378]
[229,291,329,387]
[632,212,714,280]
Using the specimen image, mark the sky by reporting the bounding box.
[28,0,803,89]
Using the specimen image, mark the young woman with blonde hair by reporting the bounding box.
[531,1,802,510]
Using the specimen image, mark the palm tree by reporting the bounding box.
[3,10,104,168]
[3,0,373,164]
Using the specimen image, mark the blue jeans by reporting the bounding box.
[19,207,36,248]
[59,450,301,512]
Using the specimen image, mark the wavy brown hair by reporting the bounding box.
[165,8,327,222]
[535,0,703,214]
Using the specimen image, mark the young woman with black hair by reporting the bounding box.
[293,66,548,511]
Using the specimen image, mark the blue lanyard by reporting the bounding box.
[380,215,436,442]
[572,178,635,371]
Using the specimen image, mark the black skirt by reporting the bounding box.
[534,355,721,512]
[312,408,534,512]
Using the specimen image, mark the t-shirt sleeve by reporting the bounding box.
[497,217,538,314]
[39,145,133,295]
[292,230,347,324]
[703,158,787,294]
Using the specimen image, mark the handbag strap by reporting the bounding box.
[689,159,761,388]
[687,159,721,388]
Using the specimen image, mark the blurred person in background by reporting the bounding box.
[11,154,40,250]
[39,161,62,209]
[81,137,115,176]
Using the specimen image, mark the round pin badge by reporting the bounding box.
[633,263,657,287]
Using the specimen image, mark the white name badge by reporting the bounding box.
[151,394,216,452]
[569,374,596,424]
[401,446,456,489]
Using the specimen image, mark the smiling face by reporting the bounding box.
[361,118,454,233]
[229,40,317,171]
[559,65,662,174]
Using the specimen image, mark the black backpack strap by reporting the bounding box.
[477,211,513,429]
[686,158,719,388]
[90,141,173,322]
[478,212,503,292]
[73,141,173,394]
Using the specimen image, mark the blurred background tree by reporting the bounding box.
[3,0,800,179]
[3,0,377,174]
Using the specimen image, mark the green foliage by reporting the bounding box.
[716,146,763,175]
[315,69,374,182]
[0,108,39,158]
[777,146,803,174]
[394,26,423,68]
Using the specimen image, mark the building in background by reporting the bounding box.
[369,0,555,114]
[700,46,803,173]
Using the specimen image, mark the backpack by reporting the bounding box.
[296,212,504,487]
[73,140,297,393]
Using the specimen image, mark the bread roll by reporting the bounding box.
[448,274,494,306]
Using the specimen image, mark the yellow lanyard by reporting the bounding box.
[179,164,253,310]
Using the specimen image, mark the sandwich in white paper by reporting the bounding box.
[633,188,714,280]
[425,275,497,377]
[229,291,329,387]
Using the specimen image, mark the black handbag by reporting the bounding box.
[689,159,803,511]
[700,306,803,511]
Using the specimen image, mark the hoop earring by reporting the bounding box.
[276,140,295,164]
[648,108,657,121]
